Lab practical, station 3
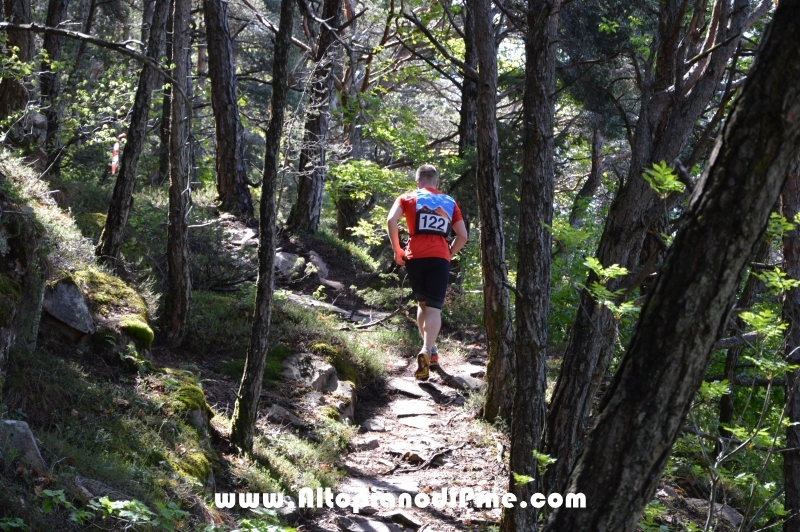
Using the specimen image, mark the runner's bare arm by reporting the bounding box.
[450,220,468,259]
[387,200,406,265]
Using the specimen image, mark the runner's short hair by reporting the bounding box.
[415,164,438,184]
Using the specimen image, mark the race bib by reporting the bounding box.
[414,190,455,237]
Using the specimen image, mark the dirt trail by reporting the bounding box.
[305,343,508,532]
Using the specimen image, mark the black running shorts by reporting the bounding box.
[405,257,450,309]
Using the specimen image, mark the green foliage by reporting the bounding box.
[0,518,27,531]
[532,450,557,476]
[637,500,668,532]
[755,267,800,295]
[328,160,407,204]
[511,472,534,487]
[582,258,638,319]
[766,212,795,238]
[642,161,684,197]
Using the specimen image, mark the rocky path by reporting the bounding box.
[303,344,508,532]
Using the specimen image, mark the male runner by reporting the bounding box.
[387,164,468,380]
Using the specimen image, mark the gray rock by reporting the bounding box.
[321,278,346,291]
[266,405,303,426]
[276,495,299,521]
[186,409,211,438]
[390,400,437,417]
[282,353,338,391]
[339,477,420,496]
[451,375,485,392]
[304,392,325,405]
[274,252,305,278]
[42,278,95,334]
[360,418,386,432]
[0,420,47,471]
[354,437,380,451]
[456,364,486,378]
[684,498,743,528]
[397,417,438,430]
[385,511,422,530]
[388,378,426,398]
[308,250,329,279]
[336,516,402,532]
[334,380,357,423]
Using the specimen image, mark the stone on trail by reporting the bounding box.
[282,353,338,391]
[450,375,484,392]
[683,498,743,528]
[388,378,426,398]
[385,511,422,530]
[360,417,386,432]
[397,416,438,430]
[0,420,47,471]
[336,516,402,532]
[456,364,486,378]
[353,437,380,451]
[390,399,436,417]
[339,476,420,496]
[42,278,95,334]
[335,380,357,423]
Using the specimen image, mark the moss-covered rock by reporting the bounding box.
[171,384,214,420]
[71,267,148,318]
[120,315,154,350]
[312,342,358,384]
[74,212,107,239]
[174,451,214,489]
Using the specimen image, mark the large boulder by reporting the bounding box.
[274,252,305,278]
[0,420,47,472]
[282,353,338,391]
[42,277,95,335]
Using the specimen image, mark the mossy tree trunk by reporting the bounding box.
[542,0,759,493]
[543,5,800,528]
[96,0,170,270]
[203,0,253,219]
[783,165,800,532]
[285,0,342,234]
[230,0,294,452]
[164,0,192,348]
[472,0,514,424]
[502,1,559,530]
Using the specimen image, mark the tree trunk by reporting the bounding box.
[96,0,170,270]
[471,0,514,424]
[783,166,800,532]
[155,0,174,186]
[543,5,800,529]
[285,0,342,234]
[501,1,558,530]
[203,0,253,218]
[39,0,69,177]
[0,0,33,120]
[164,0,192,348]
[543,0,754,493]
[568,128,603,227]
[230,0,293,453]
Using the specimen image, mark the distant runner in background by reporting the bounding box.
[110,133,126,175]
[387,164,468,380]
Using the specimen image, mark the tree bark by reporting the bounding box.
[285,0,342,234]
[156,0,174,186]
[203,0,253,218]
[568,128,603,227]
[501,1,559,530]
[543,4,800,528]
[164,0,192,348]
[96,0,170,270]
[471,0,514,424]
[39,0,69,177]
[0,0,33,120]
[230,0,294,452]
[783,166,800,532]
[543,0,755,493]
